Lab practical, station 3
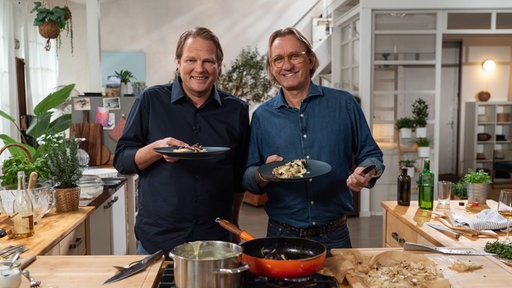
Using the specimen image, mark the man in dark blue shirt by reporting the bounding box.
[114,27,249,257]
[243,27,384,255]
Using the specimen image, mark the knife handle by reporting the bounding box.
[438,228,460,240]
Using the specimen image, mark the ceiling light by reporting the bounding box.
[482,59,496,72]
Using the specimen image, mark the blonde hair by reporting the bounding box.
[265,27,319,84]
[175,27,224,62]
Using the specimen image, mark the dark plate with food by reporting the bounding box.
[153,146,230,159]
[258,159,331,182]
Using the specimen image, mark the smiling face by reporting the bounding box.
[268,35,315,93]
[176,37,221,103]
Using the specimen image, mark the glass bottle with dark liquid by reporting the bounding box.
[397,167,411,206]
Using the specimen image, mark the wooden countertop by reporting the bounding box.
[0,207,94,257]
[381,200,503,250]
[21,255,164,288]
[331,248,512,288]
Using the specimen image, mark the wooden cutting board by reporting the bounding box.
[330,248,512,288]
[22,255,164,288]
[70,111,103,166]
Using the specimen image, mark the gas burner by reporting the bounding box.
[242,271,338,288]
[157,264,175,288]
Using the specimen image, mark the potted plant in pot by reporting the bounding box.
[412,98,429,138]
[115,70,136,96]
[31,1,73,53]
[463,169,491,205]
[395,117,415,139]
[452,179,468,200]
[399,159,416,177]
[47,134,82,212]
[416,137,430,157]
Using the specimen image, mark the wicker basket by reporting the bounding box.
[55,187,80,212]
[0,143,32,162]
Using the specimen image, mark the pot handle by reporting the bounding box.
[215,218,255,241]
[213,264,249,274]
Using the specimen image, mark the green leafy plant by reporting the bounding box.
[115,70,136,85]
[47,135,82,188]
[463,169,491,184]
[416,137,430,147]
[31,1,73,53]
[399,159,415,168]
[485,240,512,259]
[217,47,274,104]
[395,117,415,130]
[412,98,429,128]
[0,84,75,186]
[452,179,467,199]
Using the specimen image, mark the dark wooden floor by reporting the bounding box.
[239,203,383,248]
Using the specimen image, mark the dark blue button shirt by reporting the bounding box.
[114,78,249,255]
[243,82,384,228]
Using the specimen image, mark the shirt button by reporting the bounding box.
[312,221,317,226]
[303,134,307,138]
[310,201,315,205]
[306,155,310,159]
[300,113,304,118]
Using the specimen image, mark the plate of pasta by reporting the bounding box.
[258,159,331,182]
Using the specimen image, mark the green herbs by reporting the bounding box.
[395,117,415,130]
[463,169,491,184]
[485,240,512,259]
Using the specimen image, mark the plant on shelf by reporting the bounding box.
[0,84,75,186]
[399,159,415,168]
[412,98,429,128]
[115,70,136,85]
[416,137,430,157]
[31,1,73,53]
[395,117,415,130]
[416,137,430,147]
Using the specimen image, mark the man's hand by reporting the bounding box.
[346,166,376,192]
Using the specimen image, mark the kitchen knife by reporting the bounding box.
[360,165,376,176]
[103,249,163,285]
[426,222,461,239]
[403,242,496,256]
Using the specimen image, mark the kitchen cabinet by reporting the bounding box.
[44,222,86,256]
[381,200,504,250]
[464,101,512,182]
[87,183,127,255]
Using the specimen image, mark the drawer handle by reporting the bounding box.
[391,232,405,246]
[69,237,83,249]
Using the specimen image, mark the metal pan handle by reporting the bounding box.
[215,218,255,241]
[214,264,249,274]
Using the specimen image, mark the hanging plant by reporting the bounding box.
[31,1,74,54]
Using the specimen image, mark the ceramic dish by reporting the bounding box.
[258,159,331,182]
[153,146,230,159]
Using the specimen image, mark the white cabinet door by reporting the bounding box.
[87,198,112,255]
[111,184,127,255]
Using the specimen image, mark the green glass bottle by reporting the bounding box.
[418,159,434,210]
[397,167,411,206]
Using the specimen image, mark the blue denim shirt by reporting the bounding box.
[243,82,384,228]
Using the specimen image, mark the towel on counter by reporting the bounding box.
[453,209,511,231]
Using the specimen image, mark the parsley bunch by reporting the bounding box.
[485,240,512,259]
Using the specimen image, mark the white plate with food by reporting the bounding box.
[153,145,230,159]
[258,159,331,182]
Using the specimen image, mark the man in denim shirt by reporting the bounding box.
[243,27,384,255]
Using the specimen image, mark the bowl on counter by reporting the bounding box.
[0,182,55,224]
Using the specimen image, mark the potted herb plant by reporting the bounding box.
[416,137,430,157]
[31,1,73,53]
[47,134,82,212]
[412,98,429,137]
[115,70,136,96]
[399,159,416,177]
[0,84,75,186]
[452,179,468,200]
[463,169,491,205]
[396,117,415,138]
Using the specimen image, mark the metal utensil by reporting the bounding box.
[0,244,28,259]
[403,242,496,256]
[112,259,142,271]
[426,222,461,239]
[360,165,376,176]
[8,247,22,269]
[22,269,41,288]
[103,250,163,285]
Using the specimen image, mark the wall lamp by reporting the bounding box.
[482,59,496,72]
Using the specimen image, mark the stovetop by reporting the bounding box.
[157,264,339,288]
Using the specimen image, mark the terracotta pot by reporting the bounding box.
[477,91,491,102]
[39,21,60,39]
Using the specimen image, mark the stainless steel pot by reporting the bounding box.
[169,241,248,288]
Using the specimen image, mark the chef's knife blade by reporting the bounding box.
[426,222,461,239]
[403,242,496,256]
[103,249,163,285]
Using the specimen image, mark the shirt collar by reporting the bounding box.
[272,81,323,109]
[170,77,222,106]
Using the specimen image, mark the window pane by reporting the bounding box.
[497,13,512,29]
[447,13,491,29]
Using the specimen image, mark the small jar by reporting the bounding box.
[0,261,21,288]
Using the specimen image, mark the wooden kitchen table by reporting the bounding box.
[330,248,512,288]
[381,200,504,250]
[20,255,164,288]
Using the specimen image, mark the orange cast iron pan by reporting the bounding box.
[216,218,326,279]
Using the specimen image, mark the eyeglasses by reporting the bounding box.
[270,51,308,68]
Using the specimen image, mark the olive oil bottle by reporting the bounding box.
[418,159,434,210]
[397,167,411,206]
[13,171,35,238]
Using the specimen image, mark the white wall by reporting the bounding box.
[57,0,322,93]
